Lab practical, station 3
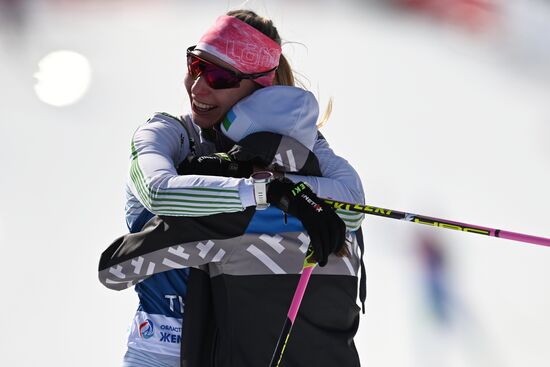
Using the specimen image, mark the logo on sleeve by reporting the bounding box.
[138,319,154,339]
[222,109,237,131]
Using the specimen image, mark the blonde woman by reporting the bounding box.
[105,10,365,367]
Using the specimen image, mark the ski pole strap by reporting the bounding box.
[356,227,366,314]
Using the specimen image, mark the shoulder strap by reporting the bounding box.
[356,226,367,314]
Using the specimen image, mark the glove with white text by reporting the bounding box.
[267,178,346,267]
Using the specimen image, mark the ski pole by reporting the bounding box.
[269,247,317,367]
[323,199,550,247]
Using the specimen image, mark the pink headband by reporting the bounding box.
[196,15,282,87]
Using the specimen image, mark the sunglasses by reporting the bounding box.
[186,46,277,89]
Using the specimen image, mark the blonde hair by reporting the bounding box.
[226,9,331,127]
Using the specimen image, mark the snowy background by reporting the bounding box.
[1,0,549,366]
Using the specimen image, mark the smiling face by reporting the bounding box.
[184,50,259,129]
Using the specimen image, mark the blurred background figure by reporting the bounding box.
[417,233,450,325]
[364,0,498,32]
[411,231,509,367]
[367,0,550,80]
[0,0,27,50]
[396,0,497,32]
[411,232,456,367]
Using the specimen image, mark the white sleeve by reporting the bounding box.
[285,137,365,231]
[128,114,255,217]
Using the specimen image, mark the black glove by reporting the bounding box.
[267,178,346,267]
[177,153,253,178]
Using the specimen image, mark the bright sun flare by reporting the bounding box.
[34,50,92,107]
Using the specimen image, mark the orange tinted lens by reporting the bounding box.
[187,55,203,79]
